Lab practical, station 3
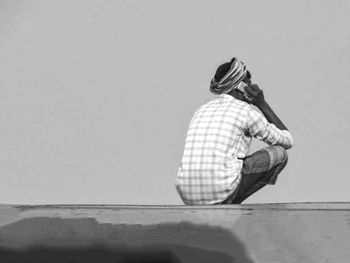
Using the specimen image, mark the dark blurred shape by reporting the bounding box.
[0,217,255,263]
[0,244,238,263]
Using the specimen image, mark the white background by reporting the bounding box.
[0,0,349,204]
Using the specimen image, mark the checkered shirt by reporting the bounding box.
[176,94,293,205]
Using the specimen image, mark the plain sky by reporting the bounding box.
[0,0,349,205]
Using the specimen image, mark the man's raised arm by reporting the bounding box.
[245,84,294,149]
[245,84,288,130]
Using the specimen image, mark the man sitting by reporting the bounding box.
[176,57,293,205]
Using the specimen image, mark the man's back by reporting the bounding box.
[176,94,254,205]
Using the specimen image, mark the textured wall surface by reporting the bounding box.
[0,203,349,262]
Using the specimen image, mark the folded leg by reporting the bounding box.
[221,145,289,204]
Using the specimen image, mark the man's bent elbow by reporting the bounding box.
[281,131,294,150]
[283,144,293,150]
[283,137,294,150]
[274,138,293,150]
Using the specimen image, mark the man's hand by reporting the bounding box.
[244,84,265,106]
[245,84,289,131]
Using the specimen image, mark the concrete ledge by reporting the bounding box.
[10,201,350,210]
[0,203,349,262]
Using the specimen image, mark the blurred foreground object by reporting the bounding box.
[0,203,349,262]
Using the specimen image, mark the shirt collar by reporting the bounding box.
[218,93,249,106]
[218,93,235,101]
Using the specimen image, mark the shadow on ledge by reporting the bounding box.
[0,217,255,263]
[0,244,241,263]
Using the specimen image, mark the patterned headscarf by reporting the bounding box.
[210,58,247,94]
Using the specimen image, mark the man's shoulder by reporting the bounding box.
[198,96,251,112]
[232,97,252,109]
[223,96,254,114]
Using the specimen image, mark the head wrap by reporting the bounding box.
[210,58,247,94]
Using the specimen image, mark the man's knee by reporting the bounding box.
[262,146,289,185]
[242,145,289,174]
[266,145,288,168]
[281,147,288,163]
[273,146,289,173]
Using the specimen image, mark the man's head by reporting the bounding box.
[210,57,252,99]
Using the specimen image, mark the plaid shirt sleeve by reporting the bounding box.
[246,108,294,149]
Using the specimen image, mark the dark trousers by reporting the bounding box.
[218,145,289,204]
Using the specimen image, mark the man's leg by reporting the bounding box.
[221,145,288,204]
